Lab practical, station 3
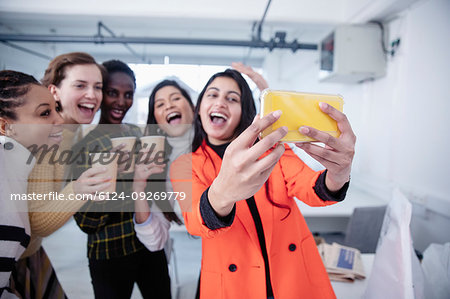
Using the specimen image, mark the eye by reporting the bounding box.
[40,109,51,117]
[155,102,164,109]
[55,101,62,112]
[75,84,85,89]
[125,92,134,99]
[173,97,181,101]
[95,85,103,91]
[106,90,118,97]
[227,96,239,103]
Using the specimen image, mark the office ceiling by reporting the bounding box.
[0,0,419,67]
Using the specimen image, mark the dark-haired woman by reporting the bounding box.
[170,69,356,299]
[72,60,172,299]
[0,70,65,297]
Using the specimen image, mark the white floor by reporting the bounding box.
[42,219,202,299]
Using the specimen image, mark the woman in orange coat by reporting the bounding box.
[171,69,356,299]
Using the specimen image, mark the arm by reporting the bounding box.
[133,212,170,252]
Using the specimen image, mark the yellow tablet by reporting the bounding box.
[259,90,344,142]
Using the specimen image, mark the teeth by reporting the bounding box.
[80,103,95,109]
[210,112,227,120]
[112,109,124,115]
[166,112,181,121]
[49,131,62,137]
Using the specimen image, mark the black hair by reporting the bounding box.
[191,69,291,220]
[146,79,194,127]
[192,69,256,152]
[0,70,40,120]
[102,60,136,89]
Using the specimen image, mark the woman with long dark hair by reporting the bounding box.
[171,69,356,299]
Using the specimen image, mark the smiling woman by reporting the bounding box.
[41,52,106,125]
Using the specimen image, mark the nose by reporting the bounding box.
[85,86,97,99]
[215,94,228,107]
[116,95,126,108]
[165,99,175,110]
[53,111,64,125]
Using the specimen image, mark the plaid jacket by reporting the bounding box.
[72,124,145,260]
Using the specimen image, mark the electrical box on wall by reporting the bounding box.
[319,24,386,84]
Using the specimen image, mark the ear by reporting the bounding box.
[0,117,11,136]
[48,84,60,101]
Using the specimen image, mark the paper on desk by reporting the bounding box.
[318,242,365,282]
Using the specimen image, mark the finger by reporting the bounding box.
[299,126,345,152]
[86,176,112,186]
[252,143,285,173]
[82,181,111,195]
[83,166,108,177]
[295,142,341,164]
[258,148,285,182]
[306,152,341,172]
[248,126,287,160]
[233,110,282,149]
[319,102,354,137]
[94,181,113,193]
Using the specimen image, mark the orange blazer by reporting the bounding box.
[171,143,338,299]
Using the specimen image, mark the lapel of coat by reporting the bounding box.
[204,144,274,252]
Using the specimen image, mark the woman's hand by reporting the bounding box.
[73,167,111,196]
[208,110,287,216]
[295,102,356,192]
[232,62,269,92]
[133,149,166,192]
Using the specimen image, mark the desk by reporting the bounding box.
[332,254,374,299]
[296,187,386,232]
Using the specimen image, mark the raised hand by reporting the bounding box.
[232,62,269,92]
[133,149,166,192]
[295,102,356,191]
[208,110,287,216]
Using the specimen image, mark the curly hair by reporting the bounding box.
[0,70,40,120]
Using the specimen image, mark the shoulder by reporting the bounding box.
[122,123,143,136]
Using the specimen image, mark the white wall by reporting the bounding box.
[263,0,450,250]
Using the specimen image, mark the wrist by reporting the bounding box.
[325,171,350,192]
[209,181,235,217]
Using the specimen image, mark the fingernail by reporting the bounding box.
[273,110,282,118]
[319,102,327,109]
[281,126,288,134]
[300,126,309,134]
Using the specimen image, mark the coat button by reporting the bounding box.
[228,264,237,272]
[289,243,297,251]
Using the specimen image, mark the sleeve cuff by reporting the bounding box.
[133,213,153,227]
[313,170,349,202]
[200,187,236,230]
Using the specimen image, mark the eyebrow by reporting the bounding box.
[35,103,50,111]
[206,87,241,97]
[155,92,181,102]
[73,80,103,85]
